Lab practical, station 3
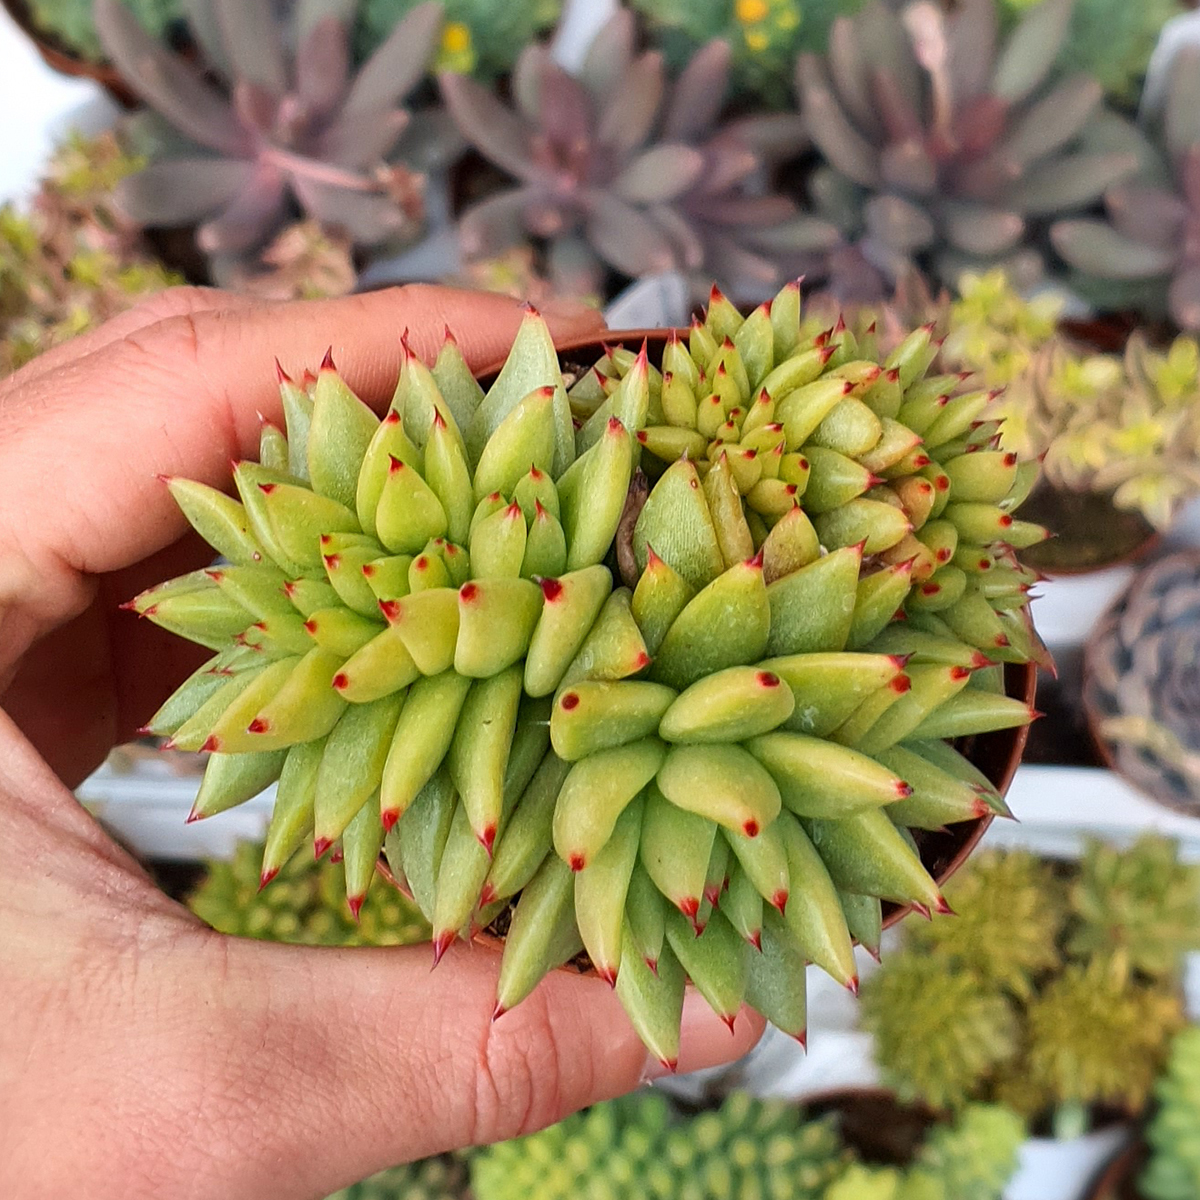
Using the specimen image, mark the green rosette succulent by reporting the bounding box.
[1141,1027,1200,1200]
[357,0,560,80]
[130,282,1040,1063]
[1068,836,1200,986]
[188,839,429,943]
[471,1089,846,1200]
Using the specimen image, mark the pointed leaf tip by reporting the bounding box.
[200,735,220,752]
[846,976,859,997]
[320,347,336,372]
[185,805,203,824]
[258,867,278,892]
[347,894,365,922]
[275,357,291,384]
[432,930,455,967]
[313,836,333,861]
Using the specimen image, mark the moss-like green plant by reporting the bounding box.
[0,131,179,376]
[862,842,1195,1126]
[187,840,430,946]
[1141,1027,1200,1200]
[357,0,560,80]
[24,0,180,62]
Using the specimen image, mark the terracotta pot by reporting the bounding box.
[1084,1142,1146,1200]
[463,330,1037,934]
[0,0,139,107]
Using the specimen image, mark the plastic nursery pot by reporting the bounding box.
[1007,1118,1136,1200]
[469,329,1038,935]
[1081,551,1200,819]
[1084,1142,1146,1200]
[0,0,140,107]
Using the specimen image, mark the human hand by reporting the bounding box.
[0,285,764,1200]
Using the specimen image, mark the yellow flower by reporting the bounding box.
[735,0,769,23]
[437,21,476,74]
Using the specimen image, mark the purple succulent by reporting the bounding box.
[95,0,443,262]
[440,10,812,299]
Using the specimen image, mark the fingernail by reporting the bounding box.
[638,994,765,1083]
[540,298,606,328]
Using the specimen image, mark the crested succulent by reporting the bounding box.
[22,0,181,63]
[999,0,1184,108]
[327,1155,469,1200]
[440,12,811,302]
[865,843,1195,1124]
[94,0,441,273]
[1141,1027,1200,1200]
[1052,45,1200,330]
[357,0,560,81]
[1085,554,1200,814]
[824,1103,1025,1200]
[129,281,1038,1062]
[188,839,429,946]
[632,0,865,108]
[796,0,1140,299]
[471,1089,847,1200]
[0,131,179,375]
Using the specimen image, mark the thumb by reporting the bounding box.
[210,935,764,1198]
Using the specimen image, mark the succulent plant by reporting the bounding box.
[796,0,1140,300]
[1068,836,1200,986]
[327,1155,469,1200]
[1085,553,1200,813]
[128,281,1040,1063]
[94,0,441,273]
[1015,959,1185,1117]
[471,1089,847,1200]
[1052,44,1200,331]
[23,0,181,63]
[1141,1027,1200,1200]
[999,0,1184,109]
[188,839,429,946]
[864,842,1196,1123]
[357,0,560,81]
[224,220,359,301]
[440,12,811,302]
[860,950,1021,1111]
[905,849,1062,1000]
[632,0,866,108]
[0,131,180,375]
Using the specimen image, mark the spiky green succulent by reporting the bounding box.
[1,131,179,375]
[327,1155,469,1200]
[796,0,1139,299]
[825,1104,1025,1200]
[905,849,1063,1000]
[1141,1027,1200,1200]
[1053,44,1200,331]
[471,1089,846,1200]
[94,0,441,273]
[1068,836,1200,986]
[188,839,429,944]
[1085,554,1200,814]
[23,0,181,62]
[860,951,1021,1111]
[357,0,560,81]
[632,0,867,108]
[131,282,1038,1062]
[440,11,811,302]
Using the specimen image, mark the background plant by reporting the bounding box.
[22,0,181,62]
[0,130,179,376]
[1141,1027,1200,1200]
[862,839,1197,1132]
